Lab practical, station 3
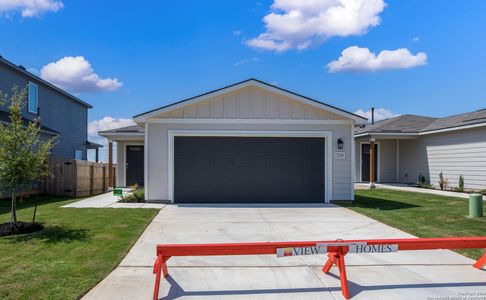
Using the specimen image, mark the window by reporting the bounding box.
[74,150,83,160]
[28,82,38,114]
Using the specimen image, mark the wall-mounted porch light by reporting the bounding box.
[337,138,344,150]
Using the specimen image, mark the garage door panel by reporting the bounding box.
[174,136,325,203]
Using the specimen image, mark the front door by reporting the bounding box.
[361,143,378,182]
[126,145,144,186]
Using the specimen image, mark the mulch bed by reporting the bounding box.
[0,221,44,237]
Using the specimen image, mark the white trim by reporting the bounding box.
[396,139,400,182]
[99,132,144,137]
[355,122,486,138]
[28,81,38,114]
[134,80,366,124]
[419,122,486,135]
[144,123,149,200]
[124,142,144,187]
[355,132,419,138]
[147,118,353,125]
[167,130,333,204]
[350,125,355,200]
[359,141,381,182]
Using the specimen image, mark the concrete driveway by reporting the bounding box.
[83,204,486,300]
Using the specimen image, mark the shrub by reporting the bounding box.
[438,171,448,190]
[120,188,145,203]
[458,175,464,192]
[480,189,486,196]
[418,174,426,186]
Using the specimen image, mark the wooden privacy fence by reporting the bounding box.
[44,157,116,197]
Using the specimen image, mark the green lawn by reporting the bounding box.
[338,189,486,260]
[0,195,158,300]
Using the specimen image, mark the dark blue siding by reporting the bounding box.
[0,63,89,159]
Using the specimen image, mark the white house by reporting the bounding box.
[99,79,367,203]
[355,111,486,191]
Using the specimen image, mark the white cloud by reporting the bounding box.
[247,0,386,52]
[233,30,243,36]
[412,36,420,42]
[0,0,63,17]
[40,56,122,93]
[354,108,400,122]
[234,57,259,67]
[327,46,427,72]
[88,116,135,136]
[87,116,135,162]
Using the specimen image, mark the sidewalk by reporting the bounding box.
[62,192,166,209]
[355,183,486,200]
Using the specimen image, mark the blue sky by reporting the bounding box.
[1,0,486,146]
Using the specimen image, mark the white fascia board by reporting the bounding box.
[147,118,353,125]
[249,81,367,124]
[418,122,486,135]
[134,80,366,124]
[98,132,144,137]
[355,122,486,138]
[354,132,419,138]
[133,82,250,122]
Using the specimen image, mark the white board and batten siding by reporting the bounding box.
[145,86,355,202]
[399,126,486,190]
[160,86,347,121]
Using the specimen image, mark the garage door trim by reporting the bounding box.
[168,130,333,203]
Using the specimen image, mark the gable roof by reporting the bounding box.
[98,124,144,135]
[355,114,437,135]
[421,109,486,132]
[355,109,486,137]
[133,78,367,124]
[0,55,92,109]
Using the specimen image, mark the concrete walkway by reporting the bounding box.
[83,204,486,300]
[62,192,166,209]
[356,183,486,200]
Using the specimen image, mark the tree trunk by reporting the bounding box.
[11,188,17,225]
[32,182,39,223]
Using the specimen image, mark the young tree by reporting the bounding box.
[0,86,55,228]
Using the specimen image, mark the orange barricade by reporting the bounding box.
[153,237,486,299]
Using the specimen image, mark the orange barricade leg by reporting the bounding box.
[321,250,350,299]
[153,255,172,300]
[336,253,350,299]
[162,256,171,277]
[473,252,486,269]
[322,252,336,273]
[153,255,163,300]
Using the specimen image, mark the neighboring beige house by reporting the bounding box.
[99,79,367,203]
[355,111,486,191]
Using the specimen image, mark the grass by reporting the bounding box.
[0,195,158,300]
[337,189,486,260]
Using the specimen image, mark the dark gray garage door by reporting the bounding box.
[174,136,325,203]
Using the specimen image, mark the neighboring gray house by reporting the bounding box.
[355,110,486,190]
[0,56,101,160]
[100,79,367,203]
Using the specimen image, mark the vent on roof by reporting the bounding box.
[18,65,26,70]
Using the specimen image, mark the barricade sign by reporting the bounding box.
[152,237,486,300]
[316,242,399,254]
[276,245,326,257]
